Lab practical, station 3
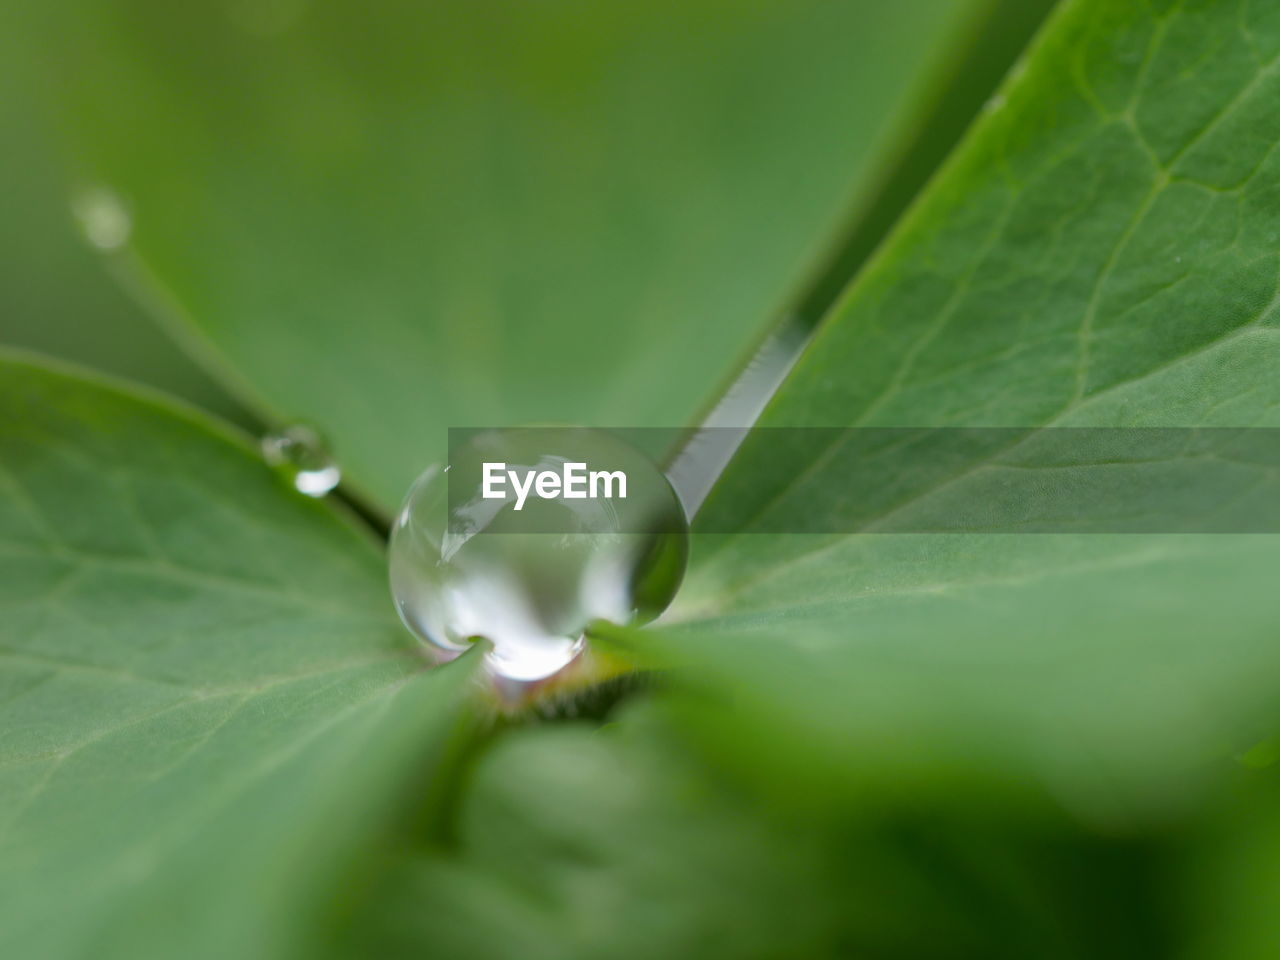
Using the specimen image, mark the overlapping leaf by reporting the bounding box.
[0,353,473,959]
[644,0,1280,815]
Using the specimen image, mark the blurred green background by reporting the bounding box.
[5,0,1053,507]
[0,10,250,423]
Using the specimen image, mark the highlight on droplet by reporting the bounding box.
[261,423,341,497]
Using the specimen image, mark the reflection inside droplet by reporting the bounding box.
[261,424,340,496]
[388,428,689,683]
[70,186,132,252]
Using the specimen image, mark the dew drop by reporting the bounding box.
[261,424,340,496]
[389,428,689,682]
[70,186,131,252]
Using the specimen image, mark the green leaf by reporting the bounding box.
[47,0,991,510]
[0,352,473,959]
[790,0,1059,328]
[647,0,1280,817]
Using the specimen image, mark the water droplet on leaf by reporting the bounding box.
[389,428,689,682]
[70,186,131,251]
[261,424,340,496]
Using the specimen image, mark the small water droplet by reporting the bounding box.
[389,428,689,682]
[261,424,340,496]
[70,186,131,252]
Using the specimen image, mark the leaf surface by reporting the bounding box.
[0,352,472,959]
[651,0,1280,816]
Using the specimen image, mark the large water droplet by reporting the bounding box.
[389,428,689,682]
[261,424,340,496]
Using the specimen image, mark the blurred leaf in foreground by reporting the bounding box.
[348,709,1180,960]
